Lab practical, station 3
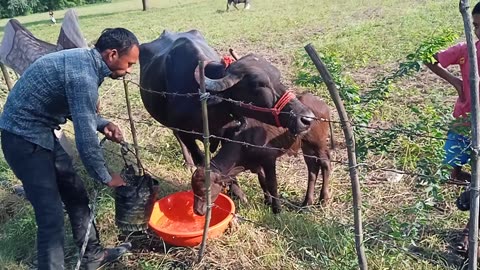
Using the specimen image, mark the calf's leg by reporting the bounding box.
[318,149,332,205]
[253,167,271,205]
[229,181,248,204]
[302,146,320,206]
[302,145,331,206]
[262,161,281,214]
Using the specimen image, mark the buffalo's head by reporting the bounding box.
[191,166,243,216]
[195,54,315,135]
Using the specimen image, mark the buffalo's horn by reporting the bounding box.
[194,61,242,92]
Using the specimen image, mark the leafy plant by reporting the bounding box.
[295,29,459,202]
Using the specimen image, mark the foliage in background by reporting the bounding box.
[0,0,111,18]
[296,29,459,201]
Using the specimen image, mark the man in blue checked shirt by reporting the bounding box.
[0,28,140,270]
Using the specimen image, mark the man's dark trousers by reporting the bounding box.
[1,130,103,270]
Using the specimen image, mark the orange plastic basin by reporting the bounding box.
[148,190,235,247]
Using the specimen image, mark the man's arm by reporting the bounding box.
[65,70,112,184]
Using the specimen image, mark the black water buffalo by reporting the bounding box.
[139,30,315,169]
[191,93,334,215]
[227,0,251,11]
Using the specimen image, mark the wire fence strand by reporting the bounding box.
[93,112,469,184]
[115,78,458,143]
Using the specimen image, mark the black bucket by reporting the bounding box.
[114,164,159,232]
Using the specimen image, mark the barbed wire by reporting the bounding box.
[97,113,347,165]
[0,72,463,143]
[115,78,458,143]
[92,113,469,183]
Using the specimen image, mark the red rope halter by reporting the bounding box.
[238,90,296,127]
[222,55,236,68]
[212,55,296,127]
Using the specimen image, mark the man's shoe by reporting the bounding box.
[81,242,132,270]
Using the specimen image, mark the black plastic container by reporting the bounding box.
[114,165,158,232]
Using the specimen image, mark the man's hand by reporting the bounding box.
[103,122,124,143]
[107,173,127,187]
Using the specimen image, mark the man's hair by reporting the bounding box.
[94,28,139,55]
[473,2,480,15]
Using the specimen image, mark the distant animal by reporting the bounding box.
[191,92,334,215]
[227,0,251,11]
[139,29,315,170]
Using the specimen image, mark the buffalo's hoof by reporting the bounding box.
[298,205,313,214]
[319,191,332,206]
[272,205,281,214]
[228,216,240,231]
[301,199,313,207]
[264,198,272,206]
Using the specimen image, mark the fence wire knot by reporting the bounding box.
[199,92,210,101]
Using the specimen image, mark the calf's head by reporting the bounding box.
[195,54,315,135]
[191,166,242,216]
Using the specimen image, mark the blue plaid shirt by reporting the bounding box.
[0,48,113,184]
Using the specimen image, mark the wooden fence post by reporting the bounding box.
[304,44,368,270]
[460,1,480,268]
[197,60,213,262]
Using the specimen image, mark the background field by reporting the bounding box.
[0,0,473,269]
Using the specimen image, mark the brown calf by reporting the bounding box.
[191,93,334,215]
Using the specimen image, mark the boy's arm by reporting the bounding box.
[425,54,464,101]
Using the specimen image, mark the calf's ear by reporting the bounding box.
[227,166,246,177]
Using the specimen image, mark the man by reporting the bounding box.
[0,27,140,269]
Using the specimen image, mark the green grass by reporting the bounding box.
[0,0,474,269]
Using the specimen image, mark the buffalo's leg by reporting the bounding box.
[173,131,194,169]
[173,131,204,169]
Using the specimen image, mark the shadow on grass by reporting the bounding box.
[364,217,467,269]
[252,209,358,269]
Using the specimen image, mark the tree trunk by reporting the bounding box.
[142,0,148,11]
